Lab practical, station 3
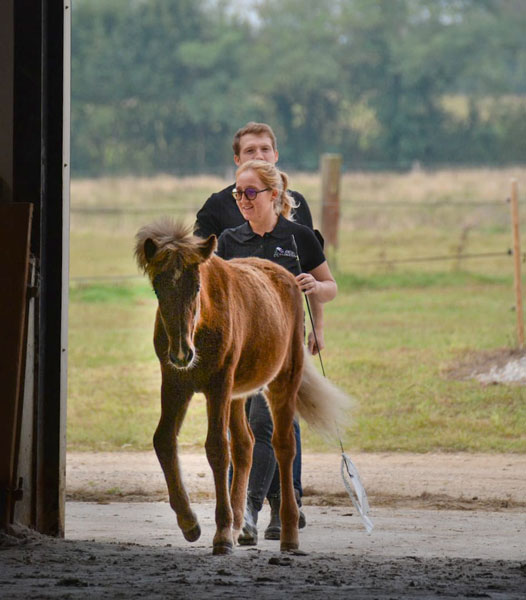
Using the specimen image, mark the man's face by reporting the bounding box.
[234,134,278,166]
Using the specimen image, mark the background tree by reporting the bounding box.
[71,0,526,175]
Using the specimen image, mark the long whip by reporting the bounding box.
[291,234,373,534]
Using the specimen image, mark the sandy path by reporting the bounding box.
[1,452,525,599]
[66,451,526,509]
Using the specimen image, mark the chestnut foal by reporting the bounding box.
[135,219,347,554]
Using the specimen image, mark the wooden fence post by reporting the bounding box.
[320,153,342,268]
[510,179,524,348]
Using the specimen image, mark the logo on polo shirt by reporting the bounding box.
[273,246,297,259]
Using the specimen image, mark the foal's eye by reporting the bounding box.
[152,274,168,296]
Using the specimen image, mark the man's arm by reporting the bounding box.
[194,195,220,239]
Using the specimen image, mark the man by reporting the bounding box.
[194,122,313,238]
[194,122,322,543]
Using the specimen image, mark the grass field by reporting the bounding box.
[68,167,526,453]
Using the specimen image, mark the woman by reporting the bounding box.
[216,159,337,545]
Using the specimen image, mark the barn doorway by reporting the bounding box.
[0,1,70,536]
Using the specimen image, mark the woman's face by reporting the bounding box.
[235,169,277,226]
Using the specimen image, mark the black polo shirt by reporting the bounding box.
[194,183,313,239]
[216,215,326,277]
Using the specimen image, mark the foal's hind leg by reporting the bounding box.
[153,377,200,542]
[267,377,301,552]
[229,398,254,540]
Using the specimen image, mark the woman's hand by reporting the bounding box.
[307,329,325,355]
[297,262,337,303]
[296,272,319,295]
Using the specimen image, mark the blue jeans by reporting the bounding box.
[245,392,302,511]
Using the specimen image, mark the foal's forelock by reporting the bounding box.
[145,246,195,282]
[135,218,209,280]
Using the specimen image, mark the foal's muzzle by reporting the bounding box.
[169,348,195,369]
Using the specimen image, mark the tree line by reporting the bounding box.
[71,0,526,176]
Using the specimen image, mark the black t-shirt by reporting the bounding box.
[194,183,313,239]
[216,215,326,277]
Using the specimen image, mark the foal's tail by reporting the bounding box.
[296,346,353,440]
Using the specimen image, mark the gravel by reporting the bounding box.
[474,355,526,384]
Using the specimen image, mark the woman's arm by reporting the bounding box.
[307,295,325,355]
[296,260,336,355]
[295,260,337,303]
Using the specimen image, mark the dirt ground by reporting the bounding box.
[1,451,525,599]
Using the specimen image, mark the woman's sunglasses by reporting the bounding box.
[232,187,270,202]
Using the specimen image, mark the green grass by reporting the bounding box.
[68,292,208,450]
[314,284,526,453]
[67,169,526,453]
[335,270,511,292]
[67,274,526,453]
[70,281,153,304]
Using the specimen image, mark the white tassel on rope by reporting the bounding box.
[340,452,374,534]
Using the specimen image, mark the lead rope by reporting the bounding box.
[291,235,373,534]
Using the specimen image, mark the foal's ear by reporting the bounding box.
[197,234,217,262]
[144,238,158,263]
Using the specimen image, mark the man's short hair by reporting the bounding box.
[232,122,277,156]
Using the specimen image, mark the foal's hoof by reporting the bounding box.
[280,541,299,552]
[183,523,201,542]
[213,541,233,556]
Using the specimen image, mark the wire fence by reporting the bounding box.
[69,194,518,283]
[69,249,515,283]
[346,250,512,267]
[71,206,192,214]
[70,198,509,215]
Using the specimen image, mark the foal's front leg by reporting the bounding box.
[229,398,254,540]
[153,374,199,542]
[204,379,235,555]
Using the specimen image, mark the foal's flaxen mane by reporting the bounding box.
[135,218,210,278]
